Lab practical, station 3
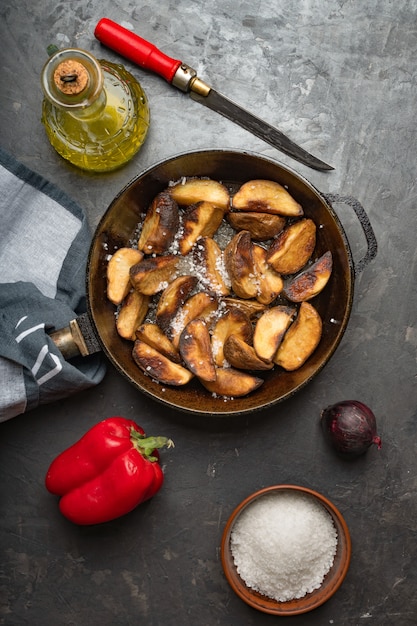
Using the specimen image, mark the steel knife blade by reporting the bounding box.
[95,18,333,171]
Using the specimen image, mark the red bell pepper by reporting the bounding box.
[45,417,174,525]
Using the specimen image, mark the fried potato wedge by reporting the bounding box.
[252,244,284,305]
[223,297,267,318]
[211,307,253,367]
[274,302,322,370]
[170,178,230,210]
[227,211,286,241]
[267,218,316,275]
[201,367,263,397]
[130,255,179,295]
[232,179,303,216]
[135,323,181,364]
[107,247,144,305]
[224,230,259,299]
[178,201,225,255]
[170,291,218,348]
[179,319,216,382]
[253,305,296,362]
[155,275,198,333]
[138,190,179,255]
[223,335,274,371]
[283,251,333,302]
[116,291,150,340]
[132,340,194,386]
[193,237,230,296]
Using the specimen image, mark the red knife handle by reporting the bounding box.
[94,18,182,83]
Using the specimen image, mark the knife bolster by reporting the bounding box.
[172,63,197,91]
[189,76,211,97]
[172,63,211,96]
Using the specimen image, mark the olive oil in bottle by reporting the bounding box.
[41,48,150,172]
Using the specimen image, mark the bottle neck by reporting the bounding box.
[41,48,104,112]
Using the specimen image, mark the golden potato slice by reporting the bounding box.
[107,247,144,305]
[252,244,284,305]
[223,335,274,371]
[179,319,216,382]
[135,323,180,364]
[253,305,296,362]
[170,291,218,348]
[178,201,225,255]
[170,178,230,210]
[283,251,333,302]
[227,211,286,241]
[224,230,259,299]
[232,180,303,216]
[138,191,179,255]
[193,237,230,296]
[201,367,263,397]
[116,291,150,340]
[267,218,316,275]
[223,297,267,318]
[130,255,179,295]
[211,307,252,367]
[132,340,194,386]
[274,302,322,370]
[155,275,198,333]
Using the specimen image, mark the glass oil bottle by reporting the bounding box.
[41,48,150,172]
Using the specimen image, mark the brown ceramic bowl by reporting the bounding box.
[221,485,351,615]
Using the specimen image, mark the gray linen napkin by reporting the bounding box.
[0,148,106,422]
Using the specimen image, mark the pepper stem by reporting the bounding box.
[130,429,174,462]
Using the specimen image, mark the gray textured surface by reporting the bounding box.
[1,1,417,625]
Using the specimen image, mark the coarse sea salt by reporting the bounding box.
[230,492,338,602]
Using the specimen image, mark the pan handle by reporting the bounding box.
[49,312,102,359]
[323,193,377,275]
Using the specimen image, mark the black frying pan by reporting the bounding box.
[75,150,377,416]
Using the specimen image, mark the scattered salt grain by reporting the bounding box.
[230,492,338,602]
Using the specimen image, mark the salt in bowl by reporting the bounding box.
[221,484,351,615]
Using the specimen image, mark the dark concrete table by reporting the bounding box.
[1,1,416,625]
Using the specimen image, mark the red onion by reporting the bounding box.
[321,400,382,457]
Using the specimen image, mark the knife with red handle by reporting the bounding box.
[94,18,333,171]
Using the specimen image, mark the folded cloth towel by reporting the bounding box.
[0,147,106,422]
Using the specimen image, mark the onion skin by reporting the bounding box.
[321,400,382,457]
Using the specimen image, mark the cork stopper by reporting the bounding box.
[53,59,88,95]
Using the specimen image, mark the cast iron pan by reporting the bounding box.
[85,149,377,416]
